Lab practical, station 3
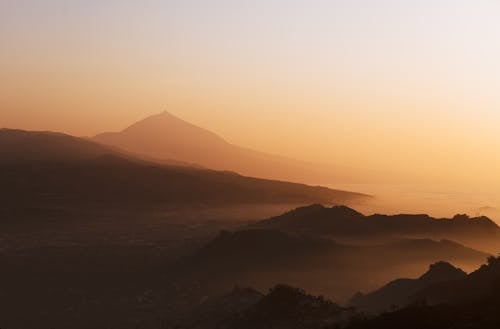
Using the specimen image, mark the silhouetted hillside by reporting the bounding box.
[93,111,363,185]
[382,239,489,261]
[412,254,500,305]
[229,284,350,329]
[175,287,264,329]
[0,129,365,223]
[346,256,500,329]
[0,128,117,163]
[168,228,488,303]
[350,261,467,314]
[175,229,337,274]
[176,259,500,329]
[254,204,499,246]
[176,284,352,329]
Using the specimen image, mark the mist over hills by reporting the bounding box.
[176,229,488,274]
[164,255,500,329]
[93,111,359,185]
[173,254,500,329]
[168,227,489,303]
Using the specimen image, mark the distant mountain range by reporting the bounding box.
[93,111,362,185]
[252,204,500,248]
[163,202,496,303]
[0,129,366,222]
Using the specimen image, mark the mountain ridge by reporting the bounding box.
[0,129,367,221]
[92,111,363,185]
[253,204,500,241]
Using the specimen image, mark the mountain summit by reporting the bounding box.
[93,111,355,185]
[94,111,229,165]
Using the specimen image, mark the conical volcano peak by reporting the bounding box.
[94,110,228,155]
[124,110,207,133]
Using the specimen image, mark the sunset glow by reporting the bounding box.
[2,0,500,219]
[2,2,500,327]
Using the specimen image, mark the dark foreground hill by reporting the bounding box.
[176,285,353,329]
[0,129,366,223]
[176,257,500,329]
[412,254,500,305]
[350,261,467,314]
[346,256,500,329]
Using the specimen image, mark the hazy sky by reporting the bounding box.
[1,1,500,201]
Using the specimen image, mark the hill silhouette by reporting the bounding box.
[175,286,264,329]
[176,284,352,329]
[228,284,350,329]
[0,128,117,163]
[168,228,488,303]
[93,111,360,185]
[253,204,500,248]
[176,258,500,329]
[346,256,500,329]
[175,284,353,329]
[0,129,366,223]
[411,254,500,305]
[175,229,337,273]
[350,261,467,314]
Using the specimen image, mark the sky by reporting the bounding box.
[1,0,500,217]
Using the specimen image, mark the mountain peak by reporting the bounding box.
[329,205,364,217]
[124,110,206,132]
[147,109,177,120]
[93,111,230,164]
[419,261,466,282]
[147,110,173,120]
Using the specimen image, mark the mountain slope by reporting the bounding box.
[168,228,488,303]
[346,257,500,329]
[350,261,467,314]
[94,111,230,165]
[413,255,500,305]
[227,284,350,329]
[0,129,366,221]
[93,111,358,185]
[176,285,352,329]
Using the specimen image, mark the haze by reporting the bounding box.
[1,0,500,220]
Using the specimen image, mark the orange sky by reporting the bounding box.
[1,0,499,220]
